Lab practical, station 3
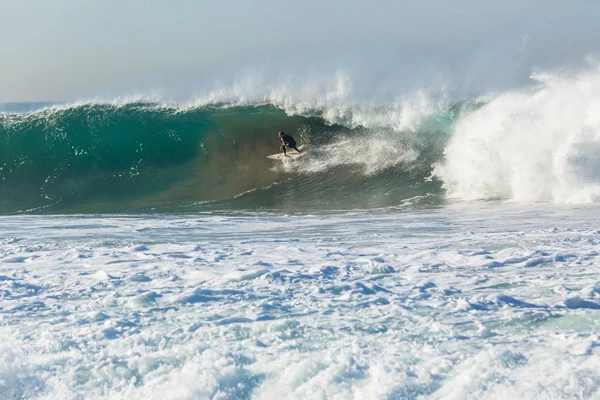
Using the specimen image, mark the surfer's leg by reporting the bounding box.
[292,145,301,153]
[280,144,287,156]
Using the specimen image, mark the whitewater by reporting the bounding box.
[2,206,600,399]
[2,65,600,399]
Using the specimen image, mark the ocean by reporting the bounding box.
[2,67,600,399]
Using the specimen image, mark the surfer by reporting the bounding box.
[278,131,301,157]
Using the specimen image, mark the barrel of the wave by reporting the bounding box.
[0,100,448,213]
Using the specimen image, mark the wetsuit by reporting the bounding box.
[280,134,300,154]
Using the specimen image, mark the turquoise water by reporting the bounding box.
[0,101,466,214]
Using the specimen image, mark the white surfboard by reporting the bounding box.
[266,145,306,160]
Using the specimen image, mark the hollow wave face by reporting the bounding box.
[435,66,600,203]
[0,99,454,214]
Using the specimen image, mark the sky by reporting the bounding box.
[2,0,600,102]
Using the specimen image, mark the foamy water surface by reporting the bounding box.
[1,206,600,399]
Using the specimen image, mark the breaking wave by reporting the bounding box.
[3,63,600,214]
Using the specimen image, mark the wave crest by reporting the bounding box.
[435,67,600,203]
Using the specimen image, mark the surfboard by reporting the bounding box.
[266,145,306,160]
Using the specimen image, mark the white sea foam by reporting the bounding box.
[1,205,600,399]
[278,133,421,175]
[436,64,600,203]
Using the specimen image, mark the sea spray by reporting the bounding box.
[435,67,600,203]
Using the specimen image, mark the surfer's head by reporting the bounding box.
[278,131,284,137]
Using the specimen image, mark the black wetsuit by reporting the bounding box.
[280,134,300,154]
